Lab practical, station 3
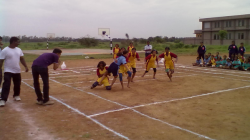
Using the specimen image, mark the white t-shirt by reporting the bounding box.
[0,47,24,73]
[144,45,152,53]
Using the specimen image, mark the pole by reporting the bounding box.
[105,35,112,55]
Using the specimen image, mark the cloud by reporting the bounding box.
[1,0,249,38]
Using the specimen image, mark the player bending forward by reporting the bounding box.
[159,47,178,81]
[142,50,158,79]
[98,50,132,89]
[91,61,111,90]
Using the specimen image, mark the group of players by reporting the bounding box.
[91,42,178,90]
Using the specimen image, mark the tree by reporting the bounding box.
[218,30,228,45]
[154,36,164,43]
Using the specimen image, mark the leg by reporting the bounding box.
[110,76,117,87]
[0,73,12,102]
[91,81,99,89]
[131,68,136,82]
[13,73,21,97]
[0,69,2,88]
[119,73,124,89]
[153,68,156,79]
[32,67,43,101]
[39,68,49,103]
[98,71,109,84]
[127,71,132,88]
[165,69,171,81]
[201,54,205,60]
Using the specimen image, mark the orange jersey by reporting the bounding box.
[146,54,158,64]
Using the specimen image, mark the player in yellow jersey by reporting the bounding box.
[128,48,140,82]
[159,47,178,81]
[113,44,120,60]
[127,42,135,53]
[142,50,158,79]
[91,61,111,90]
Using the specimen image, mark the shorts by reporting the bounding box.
[97,78,110,87]
[146,63,156,71]
[113,54,117,59]
[165,61,174,70]
[107,62,119,76]
[129,62,136,68]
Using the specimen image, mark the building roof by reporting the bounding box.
[199,14,250,22]
[194,30,202,34]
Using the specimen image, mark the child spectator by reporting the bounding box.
[202,55,210,67]
[242,57,250,71]
[215,56,222,67]
[207,53,212,60]
[231,56,241,70]
[214,52,222,60]
[218,55,227,68]
[238,54,245,64]
[223,58,232,69]
[238,43,246,56]
[192,57,201,66]
[208,55,216,67]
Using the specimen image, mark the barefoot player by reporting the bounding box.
[128,48,140,82]
[159,47,178,81]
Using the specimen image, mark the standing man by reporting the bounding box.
[0,37,29,107]
[238,43,246,56]
[228,41,238,59]
[0,36,4,92]
[197,42,206,61]
[32,48,62,105]
[144,41,152,62]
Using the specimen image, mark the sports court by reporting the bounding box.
[1,56,250,140]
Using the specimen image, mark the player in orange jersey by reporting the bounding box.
[127,42,135,53]
[128,48,140,82]
[113,44,120,60]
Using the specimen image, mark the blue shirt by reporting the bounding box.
[32,53,59,68]
[196,59,201,64]
[226,61,232,66]
[204,58,209,64]
[116,56,127,66]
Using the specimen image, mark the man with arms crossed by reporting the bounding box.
[32,48,62,105]
[144,41,152,62]
[0,37,29,107]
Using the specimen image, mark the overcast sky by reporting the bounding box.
[0,0,249,39]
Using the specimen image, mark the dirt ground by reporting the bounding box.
[1,55,250,140]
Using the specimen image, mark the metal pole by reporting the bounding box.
[47,38,49,50]
[106,35,112,55]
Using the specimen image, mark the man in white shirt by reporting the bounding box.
[0,37,29,107]
[144,41,152,62]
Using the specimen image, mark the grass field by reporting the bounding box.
[2,41,249,56]
[1,56,250,140]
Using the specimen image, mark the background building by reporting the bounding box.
[184,14,250,45]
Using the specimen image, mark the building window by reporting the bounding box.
[226,33,231,40]
[204,22,210,29]
[238,33,244,39]
[225,21,232,27]
[238,20,245,27]
[214,34,220,40]
[214,22,220,28]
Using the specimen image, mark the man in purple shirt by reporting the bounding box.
[32,48,62,105]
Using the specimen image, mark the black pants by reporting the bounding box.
[0,72,21,101]
[32,66,49,103]
[198,53,205,60]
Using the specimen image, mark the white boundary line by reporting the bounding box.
[21,81,129,140]
[48,78,214,140]
[88,85,250,117]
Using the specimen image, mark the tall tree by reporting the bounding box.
[218,30,228,45]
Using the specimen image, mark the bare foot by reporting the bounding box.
[90,86,94,89]
[141,75,144,77]
[153,76,155,79]
[127,85,130,88]
[131,79,134,82]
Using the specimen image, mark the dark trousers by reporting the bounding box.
[198,53,205,60]
[0,72,21,101]
[32,66,49,103]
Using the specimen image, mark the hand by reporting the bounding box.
[25,67,29,72]
[138,58,140,61]
[115,59,118,63]
[175,60,178,63]
[58,60,62,64]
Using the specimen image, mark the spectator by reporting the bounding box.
[0,36,3,92]
[144,41,152,62]
[238,43,246,56]
[192,57,201,66]
[0,37,29,107]
[228,41,238,60]
[197,42,206,60]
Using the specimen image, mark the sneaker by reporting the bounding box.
[0,100,5,107]
[43,100,54,106]
[36,101,43,105]
[14,96,21,101]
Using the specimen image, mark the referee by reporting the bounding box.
[144,41,152,62]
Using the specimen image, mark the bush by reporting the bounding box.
[184,45,190,48]
[175,42,184,48]
[174,40,181,43]
[78,37,99,47]
[191,44,198,48]
[57,42,69,45]
[37,43,43,46]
